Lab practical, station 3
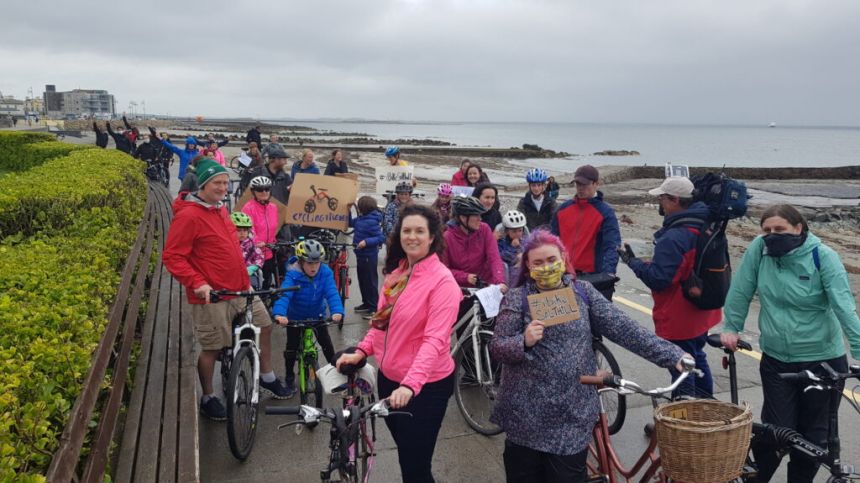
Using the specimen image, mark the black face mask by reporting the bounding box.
[658,205,665,217]
[763,233,806,258]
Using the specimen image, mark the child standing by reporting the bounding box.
[498,210,528,283]
[230,212,264,289]
[350,196,385,318]
[432,183,453,223]
[272,239,344,397]
[383,181,414,237]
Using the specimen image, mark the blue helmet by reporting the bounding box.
[384,146,400,158]
[525,168,548,183]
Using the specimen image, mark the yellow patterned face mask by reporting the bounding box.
[530,260,565,289]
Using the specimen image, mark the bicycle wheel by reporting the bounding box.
[300,356,324,409]
[226,346,259,461]
[453,332,502,435]
[593,340,626,435]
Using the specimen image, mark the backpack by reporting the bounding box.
[690,172,750,221]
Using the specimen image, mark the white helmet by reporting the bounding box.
[502,210,527,229]
[249,176,272,190]
[317,363,377,396]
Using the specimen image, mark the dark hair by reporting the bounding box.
[471,182,500,211]
[460,158,471,168]
[331,149,342,160]
[384,204,445,274]
[466,164,489,186]
[760,204,809,234]
[356,195,378,215]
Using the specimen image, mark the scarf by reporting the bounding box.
[370,260,413,331]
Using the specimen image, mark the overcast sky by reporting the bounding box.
[2,0,859,125]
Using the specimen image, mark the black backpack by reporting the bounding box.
[673,173,750,310]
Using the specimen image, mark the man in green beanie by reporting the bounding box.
[164,158,292,421]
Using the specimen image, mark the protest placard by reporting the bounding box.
[285,173,358,230]
[375,166,414,194]
[450,185,474,197]
[527,288,581,327]
[664,163,690,178]
[235,189,289,225]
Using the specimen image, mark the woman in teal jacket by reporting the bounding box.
[721,204,860,483]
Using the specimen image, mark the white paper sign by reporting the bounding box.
[238,152,253,167]
[451,186,474,197]
[375,166,414,194]
[475,285,504,318]
[664,163,690,178]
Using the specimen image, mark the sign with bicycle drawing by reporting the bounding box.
[527,288,581,327]
[286,173,359,230]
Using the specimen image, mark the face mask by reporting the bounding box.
[658,204,665,217]
[763,233,806,258]
[530,260,566,289]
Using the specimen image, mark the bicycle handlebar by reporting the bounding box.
[210,285,299,303]
[580,357,700,397]
[778,362,860,388]
[267,399,404,427]
[281,318,334,329]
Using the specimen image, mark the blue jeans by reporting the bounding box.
[667,333,713,398]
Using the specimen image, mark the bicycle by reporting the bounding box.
[285,319,334,412]
[579,358,700,482]
[707,334,860,482]
[210,285,299,461]
[266,398,407,482]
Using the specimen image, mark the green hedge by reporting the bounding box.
[0,132,146,480]
[0,132,84,172]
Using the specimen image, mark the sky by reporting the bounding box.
[1,0,859,125]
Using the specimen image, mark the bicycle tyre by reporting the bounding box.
[593,340,626,435]
[453,333,502,436]
[226,346,259,461]
[300,357,324,409]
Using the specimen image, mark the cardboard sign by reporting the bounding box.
[451,185,474,197]
[234,190,289,226]
[335,172,359,182]
[285,173,358,230]
[664,163,690,179]
[527,288,581,327]
[375,166,414,194]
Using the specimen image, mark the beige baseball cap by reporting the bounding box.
[648,176,694,197]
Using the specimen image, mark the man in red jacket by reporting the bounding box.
[163,159,290,421]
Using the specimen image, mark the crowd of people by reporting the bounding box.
[132,123,860,483]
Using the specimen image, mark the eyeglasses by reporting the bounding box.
[252,187,271,192]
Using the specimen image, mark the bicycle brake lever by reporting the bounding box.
[277,420,307,430]
[803,384,825,393]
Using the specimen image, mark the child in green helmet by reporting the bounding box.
[231,212,264,289]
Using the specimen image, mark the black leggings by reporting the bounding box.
[283,325,335,383]
[503,440,588,483]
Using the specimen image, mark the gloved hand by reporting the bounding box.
[617,243,637,265]
[247,265,259,276]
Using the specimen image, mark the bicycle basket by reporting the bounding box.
[654,399,752,483]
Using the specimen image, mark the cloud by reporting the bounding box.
[1,0,858,124]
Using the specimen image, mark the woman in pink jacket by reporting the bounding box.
[337,204,461,483]
[241,176,283,288]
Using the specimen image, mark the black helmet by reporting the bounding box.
[395,181,413,194]
[452,196,487,217]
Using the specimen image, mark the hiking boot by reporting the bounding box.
[200,397,227,421]
[260,377,294,400]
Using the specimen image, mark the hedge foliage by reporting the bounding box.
[0,132,147,480]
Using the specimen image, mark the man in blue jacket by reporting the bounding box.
[272,239,344,397]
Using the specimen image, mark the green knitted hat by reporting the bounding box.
[196,159,228,187]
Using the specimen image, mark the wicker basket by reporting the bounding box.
[654,399,752,483]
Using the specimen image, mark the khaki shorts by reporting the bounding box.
[191,296,272,351]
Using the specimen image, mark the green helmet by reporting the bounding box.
[230,212,253,229]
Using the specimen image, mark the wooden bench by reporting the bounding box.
[46,183,199,482]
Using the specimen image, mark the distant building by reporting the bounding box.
[43,84,116,119]
[0,95,26,118]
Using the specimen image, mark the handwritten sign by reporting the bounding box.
[235,190,289,226]
[527,288,581,327]
[450,185,474,197]
[375,166,414,194]
[285,173,358,230]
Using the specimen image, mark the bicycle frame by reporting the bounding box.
[450,295,494,386]
[232,297,262,406]
[298,327,320,396]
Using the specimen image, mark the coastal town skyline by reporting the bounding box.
[2,0,859,126]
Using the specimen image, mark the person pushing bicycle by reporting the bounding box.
[272,239,344,398]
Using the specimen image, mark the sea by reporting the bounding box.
[281,121,860,170]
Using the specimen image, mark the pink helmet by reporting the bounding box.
[437,183,453,196]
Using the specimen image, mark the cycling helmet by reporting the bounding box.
[451,195,488,217]
[395,181,413,194]
[525,168,548,183]
[230,212,253,229]
[249,176,273,190]
[295,239,325,262]
[502,210,527,229]
[437,183,453,196]
[384,146,401,158]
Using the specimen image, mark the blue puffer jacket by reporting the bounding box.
[350,210,385,257]
[272,261,344,320]
[160,136,202,181]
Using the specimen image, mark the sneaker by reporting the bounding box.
[354,304,372,313]
[362,313,373,320]
[260,377,294,400]
[200,397,227,421]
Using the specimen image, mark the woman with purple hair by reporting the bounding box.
[489,230,690,482]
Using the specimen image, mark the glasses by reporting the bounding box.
[252,187,271,192]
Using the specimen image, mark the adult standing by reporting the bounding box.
[241,176,288,289]
[472,183,503,232]
[148,126,200,181]
[93,121,108,148]
[491,230,688,482]
[618,176,720,397]
[323,149,350,176]
[451,158,470,186]
[336,205,461,483]
[203,138,229,167]
[721,204,860,482]
[240,147,292,205]
[517,168,557,231]
[106,121,136,156]
[246,124,262,147]
[465,163,489,187]
[551,165,620,300]
[162,160,290,420]
[546,176,560,200]
[442,196,506,290]
[290,148,321,181]
[385,145,408,167]
[261,133,285,159]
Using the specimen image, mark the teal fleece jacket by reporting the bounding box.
[723,233,860,362]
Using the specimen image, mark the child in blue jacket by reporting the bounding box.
[272,239,344,396]
[350,196,385,318]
